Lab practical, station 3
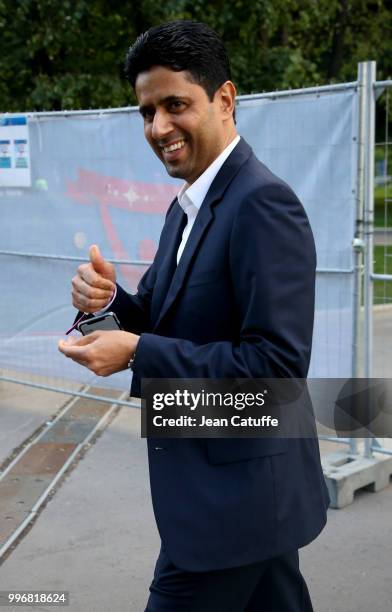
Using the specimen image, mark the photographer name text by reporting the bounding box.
[152,415,278,428]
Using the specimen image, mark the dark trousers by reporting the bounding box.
[145,545,313,612]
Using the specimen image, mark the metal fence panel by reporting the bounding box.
[0,86,358,394]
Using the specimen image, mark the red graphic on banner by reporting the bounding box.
[67,169,177,212]
[67,169,179,290]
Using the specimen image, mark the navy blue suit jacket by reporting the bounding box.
[108,137,329,571]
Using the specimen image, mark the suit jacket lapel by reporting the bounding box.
[153,138,253,331]
[153,204,214,331]
[150,200,187,323]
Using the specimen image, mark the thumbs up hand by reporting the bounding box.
[71,244,117,313]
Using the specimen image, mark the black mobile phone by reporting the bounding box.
[77,312,122,336]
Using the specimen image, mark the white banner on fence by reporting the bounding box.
[0,86,358,389]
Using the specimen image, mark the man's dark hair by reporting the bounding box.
[124,20,232,102]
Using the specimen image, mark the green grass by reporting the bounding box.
[375,206,389,227]
[373,245,392,304]
[373,146,391,229]
[371,167,392,302]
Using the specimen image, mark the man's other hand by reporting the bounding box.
[58,330,139,376]
[72,244,117,313]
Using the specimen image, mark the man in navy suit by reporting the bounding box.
[59,20,329,611]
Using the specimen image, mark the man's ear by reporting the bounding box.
[218,80,237,121]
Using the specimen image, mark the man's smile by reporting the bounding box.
[161,139,186,153]
[160,139,187,161]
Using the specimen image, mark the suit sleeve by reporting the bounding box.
[132,183,316,380]
[107,260,157,335]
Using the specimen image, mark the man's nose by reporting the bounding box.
[151,109,172,141]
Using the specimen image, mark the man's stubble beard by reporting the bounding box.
[164,161,189,181]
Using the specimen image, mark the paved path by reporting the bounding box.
[374,228,392,246]
[0,381,391,611]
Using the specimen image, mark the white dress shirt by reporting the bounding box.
[176,135,240,264]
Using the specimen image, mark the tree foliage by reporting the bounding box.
[0,0,391,112]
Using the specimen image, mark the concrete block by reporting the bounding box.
[322,451,392,508]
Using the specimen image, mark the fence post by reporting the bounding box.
[351,62,368,455]
[360,61,376,457]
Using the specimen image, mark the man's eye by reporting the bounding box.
[169,101,185,111]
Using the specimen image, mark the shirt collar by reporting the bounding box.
[177,135,240,215]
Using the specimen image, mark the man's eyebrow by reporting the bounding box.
[161,95,189,104]
[139,95,190,115]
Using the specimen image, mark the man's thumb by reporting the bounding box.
[89,244,108,274]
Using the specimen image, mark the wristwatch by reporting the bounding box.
[127,353,135,370]
[127,338,139,371]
